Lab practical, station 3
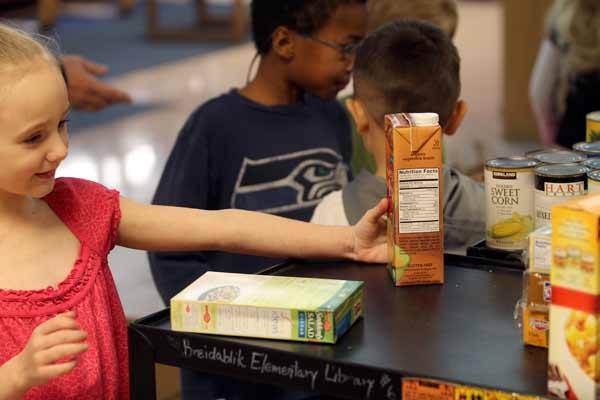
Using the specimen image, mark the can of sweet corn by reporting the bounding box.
[586,111,600,142]
[534,164,588,228]
[485,157,538,250]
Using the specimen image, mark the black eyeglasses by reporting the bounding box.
[298,33,362,59]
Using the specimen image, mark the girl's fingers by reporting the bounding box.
[35,313,79,336]
[39,360,78,380]
[37,342,88,365]
[40,329,87,350]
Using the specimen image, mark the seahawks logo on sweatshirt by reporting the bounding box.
[231,148,349,214]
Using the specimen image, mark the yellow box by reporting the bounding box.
[551,195,600,295]
[549,193,600,398]
[384,113,444,286]
[523,306,548,348]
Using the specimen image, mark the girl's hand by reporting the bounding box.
[6,311,88,395]
[351,198,389,263]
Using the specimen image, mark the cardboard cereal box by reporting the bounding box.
[522,270,550,348]
[549,194,600,398]
[171,272,364,343]
[384,113,444,286]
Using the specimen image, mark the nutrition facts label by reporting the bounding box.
[398,168,440,234]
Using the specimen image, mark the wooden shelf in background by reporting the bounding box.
[146,0,248,42]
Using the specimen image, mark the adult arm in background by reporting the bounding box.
[529,39,562,146]
[61,55,131,112]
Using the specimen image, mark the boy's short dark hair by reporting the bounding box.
[354,19,460,127]
[251,0,367,55]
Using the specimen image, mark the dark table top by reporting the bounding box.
[131,256,548,398]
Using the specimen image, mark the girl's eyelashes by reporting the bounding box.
[24,132,43,144]
[59,119,70,130]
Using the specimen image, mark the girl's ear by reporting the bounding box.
[271,26,296,61]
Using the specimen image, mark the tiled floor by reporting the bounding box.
[55,1,541,319]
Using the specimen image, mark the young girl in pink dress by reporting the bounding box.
[0,24,388,400]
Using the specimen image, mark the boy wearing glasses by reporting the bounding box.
[150,0,366,399]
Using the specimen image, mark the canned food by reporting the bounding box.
[485,157,537,250]
[534,150,586,165]
[583,158,600,171]
[525,148,560,160]
[586,111,600,142]
[573,141,600,158]
[588,170,600,193]
[534,164,588,228]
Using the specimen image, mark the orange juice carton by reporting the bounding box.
[384,113,444,286]
[548,194,600,398]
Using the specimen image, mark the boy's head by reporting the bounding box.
[352,19,462,129]
[250,0,368,100]
[0,24,69,198]
[367,0,458,39]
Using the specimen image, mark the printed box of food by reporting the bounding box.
[548,194,600,398]
[551,195,600,295]
[528,225,552,273]
[384,113,444,286]
[522,270,550,348]
[402,377,543,400]
[523,306,549,348]
[171,272,364,343]
[524,270,551,307]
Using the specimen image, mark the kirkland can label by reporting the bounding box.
[485,166,535,250]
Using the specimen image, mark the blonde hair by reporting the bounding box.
[0,23,58,73]
[366,0,458,39]
[547,0,600,110]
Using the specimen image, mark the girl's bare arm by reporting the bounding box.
[117,197,388,264]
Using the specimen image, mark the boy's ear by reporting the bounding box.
[346,98,370,136]
[271,26,295,61]
[444,100,468,136]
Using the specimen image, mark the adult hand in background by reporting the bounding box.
[62,55,132,112]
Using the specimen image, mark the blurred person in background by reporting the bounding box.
[530,0,600,148]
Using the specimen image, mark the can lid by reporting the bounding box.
[535,150,587,164]
[485,156,538,169]
[535,163,589,177]
[406,113,439,126]
[524,148,560,159]
[589,170,600,181]
[574,141,600,154]
[584,158,600,170]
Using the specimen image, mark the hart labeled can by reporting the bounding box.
[534,164,588,228]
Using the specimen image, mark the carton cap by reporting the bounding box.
[406,113,439,127]
[386,113,439,127]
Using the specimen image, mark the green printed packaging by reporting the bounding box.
[171,272,364,343]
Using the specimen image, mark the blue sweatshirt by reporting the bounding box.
[149,90,352,303]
